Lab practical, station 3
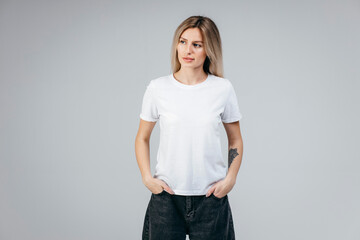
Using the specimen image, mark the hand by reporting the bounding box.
[143,176,175,195]
[205,177,235,198]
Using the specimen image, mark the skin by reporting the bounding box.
[135,27,244,198]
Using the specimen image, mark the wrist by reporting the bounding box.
[225,175,236,185]
[142,174,153,184]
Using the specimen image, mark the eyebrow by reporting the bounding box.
[180,37,203,43]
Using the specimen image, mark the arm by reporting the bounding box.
[206,120,243,198]
[135,119,175,194]
[223,120,244,185]
[135,119,156,183]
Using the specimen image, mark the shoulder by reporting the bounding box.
[145,74,170,89]
[210,74,233,90]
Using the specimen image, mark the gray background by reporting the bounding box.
[1,0,359,239]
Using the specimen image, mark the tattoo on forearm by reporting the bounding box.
[228,148,239,168]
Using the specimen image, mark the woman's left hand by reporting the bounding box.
[206,177,236,198]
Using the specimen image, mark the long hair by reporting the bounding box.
[170,15,224,78]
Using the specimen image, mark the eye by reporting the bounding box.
[180,40,186,44]
[194,43,201,48]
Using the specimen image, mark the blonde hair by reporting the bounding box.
[170,15,224,78]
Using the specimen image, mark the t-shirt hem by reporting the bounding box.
[139,114,158,122]
[222,116,242,123]
[171,189,208,196]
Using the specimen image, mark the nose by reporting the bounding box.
[186,44,193,55]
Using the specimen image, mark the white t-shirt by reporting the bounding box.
[139,73,243,195]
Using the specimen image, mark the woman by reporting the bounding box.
[135,15,244,240]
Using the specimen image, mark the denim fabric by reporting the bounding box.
[142,190,235,239]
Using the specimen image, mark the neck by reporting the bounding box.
[174,68,208,85]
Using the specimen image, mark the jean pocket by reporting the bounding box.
[211,193,226,200]
[153,189,165,196]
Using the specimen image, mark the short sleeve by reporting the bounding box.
[139,81,159,122]
[221,82,243,123]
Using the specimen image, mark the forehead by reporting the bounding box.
[180,28,203,41]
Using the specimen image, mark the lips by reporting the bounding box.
[183,57,194,60]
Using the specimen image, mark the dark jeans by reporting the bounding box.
[142,190,235,239]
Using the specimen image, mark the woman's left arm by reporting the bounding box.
[223,121,243,184]
[206,120,243,198]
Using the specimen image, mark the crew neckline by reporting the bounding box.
[170,73,212,89]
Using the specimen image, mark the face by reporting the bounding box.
[177,28,207,69]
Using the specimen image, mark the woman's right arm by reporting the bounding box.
[135,119,174,194]
[135,119,156,183]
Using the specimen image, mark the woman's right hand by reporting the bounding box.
[143,176,175,195]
